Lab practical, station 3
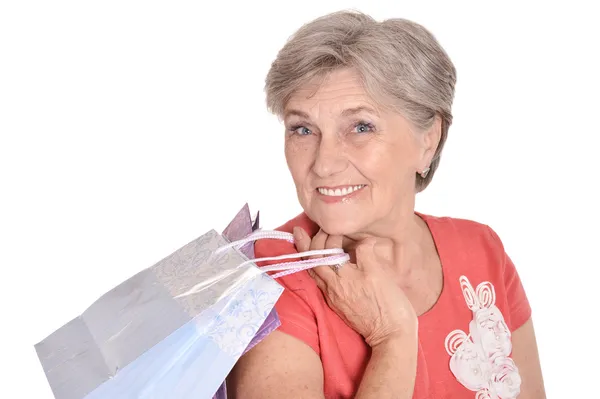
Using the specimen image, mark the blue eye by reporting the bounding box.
[353,122,374,134]
[290,126,312,136]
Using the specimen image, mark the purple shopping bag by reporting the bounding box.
[213,204,281,398]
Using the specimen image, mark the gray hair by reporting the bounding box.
[265,10,457,192]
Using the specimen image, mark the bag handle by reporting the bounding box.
[216,230,350,279]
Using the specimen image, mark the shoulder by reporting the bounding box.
[421,213,506,255]
[421,212,495,236]
[420,213,510,283]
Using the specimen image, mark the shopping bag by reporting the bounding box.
[213,204,280,399]
[34,205,284,399]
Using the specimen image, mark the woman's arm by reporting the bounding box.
[228,329,418,399]
[355,331,418,399]
[227,331,325,399]
[229,228,420,398]
[511,318,546,398]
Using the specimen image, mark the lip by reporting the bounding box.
[315,185,367,203]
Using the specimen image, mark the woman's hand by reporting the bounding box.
[293,227,418,347]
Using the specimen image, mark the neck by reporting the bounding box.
[346,210,421,243]
[344,207,429,282]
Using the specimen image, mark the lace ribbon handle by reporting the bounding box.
[215,229,350,279]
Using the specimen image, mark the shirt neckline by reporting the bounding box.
[415,212,450,321]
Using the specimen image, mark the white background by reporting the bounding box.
[1,1,598,397]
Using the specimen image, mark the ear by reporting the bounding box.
[420,115,442,170]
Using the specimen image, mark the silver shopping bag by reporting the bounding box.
[34,205,283,399]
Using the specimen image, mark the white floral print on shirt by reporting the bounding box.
[445,276,521,399]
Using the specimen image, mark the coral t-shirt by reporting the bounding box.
[254,212,531,399]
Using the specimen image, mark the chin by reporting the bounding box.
[302,196,371,236]
[311,212,364,236]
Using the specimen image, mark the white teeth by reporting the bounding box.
[318,185,365,197]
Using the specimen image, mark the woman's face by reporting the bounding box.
[283,68,439,236]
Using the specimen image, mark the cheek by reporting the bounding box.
[354,141,417,183]
[284,140,313,183]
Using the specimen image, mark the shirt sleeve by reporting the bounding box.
[503,253,532,331]
[254,239,321,355]
[487,226,532,331]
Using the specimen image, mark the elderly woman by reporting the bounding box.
[229,10,545,399]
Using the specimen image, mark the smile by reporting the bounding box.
[317,185,366,197]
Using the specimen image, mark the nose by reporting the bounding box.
[312,134,347,178]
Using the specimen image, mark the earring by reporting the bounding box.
[420,167,430,178]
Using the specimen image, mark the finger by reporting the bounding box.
[325,234,358,273]
[323,234,349,276]
[309,229,329,254]
[292,227,311,253]
[304,229,336,282]
[342,236,359,264]
[311,264,338,284]
[306,229,338,282]
[324,234,343,250]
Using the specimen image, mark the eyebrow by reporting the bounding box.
[283,109,310,119]
[340,106,379,117]
[283,106,379,120]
